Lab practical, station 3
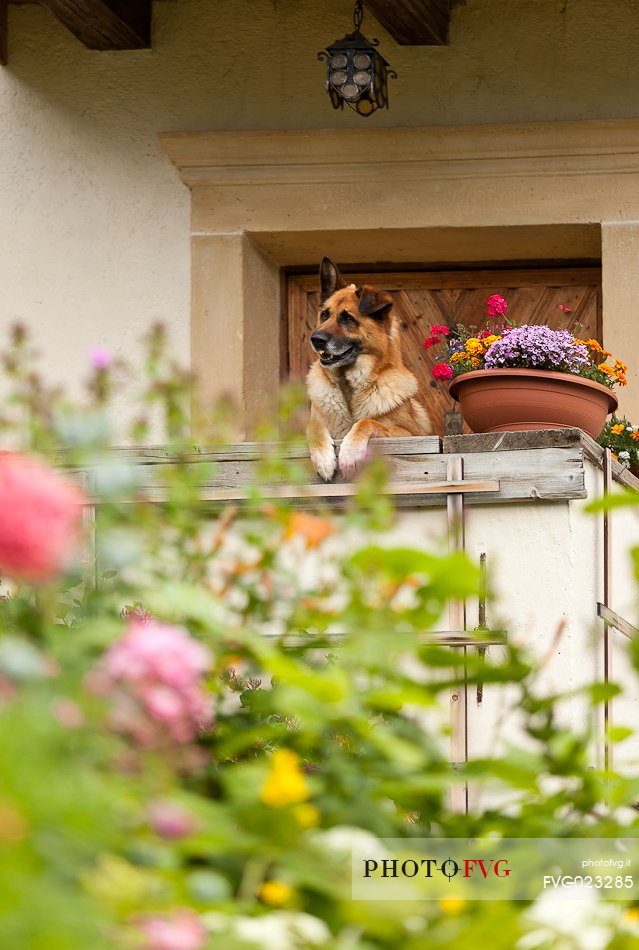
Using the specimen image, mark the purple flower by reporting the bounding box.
[484,325,589,374]
[90,347,112,369]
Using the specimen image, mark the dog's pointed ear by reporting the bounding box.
[319,257,346,303]
[357,285,393,319]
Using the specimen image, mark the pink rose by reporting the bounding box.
[141,685,184,722]
[90,619,213,749]
[148,800,199,840]
[0,453,84,583]
[136,909,207,950]
[51,698,85,728]
[432,364,453,381]
[486,294,508,317]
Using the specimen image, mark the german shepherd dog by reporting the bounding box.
[306,258,432,480]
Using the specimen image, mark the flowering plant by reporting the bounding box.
[597,414,639,472]
[3,322,639,950]
[425,295,628,390]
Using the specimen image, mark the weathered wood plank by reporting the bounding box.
[366,0,455,45]
[444,427,585,454]
[0,0,7,65]
[39,0,151,50]
[84,478,501,505]
[53,435,442,466]
[445,427,639,492]
[71,445,586,508]
[598,603,639,641]
[579,433,639,491]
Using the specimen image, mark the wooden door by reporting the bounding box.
[286,267,601,436]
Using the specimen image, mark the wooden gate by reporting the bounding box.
[286,267,602,436]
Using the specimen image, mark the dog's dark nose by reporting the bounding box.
[310,330,333,352]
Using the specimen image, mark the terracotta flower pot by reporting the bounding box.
[448,369,618,439]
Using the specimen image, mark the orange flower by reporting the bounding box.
[611,423,625,435]
[0,802,27,843]
[285,512,336,548]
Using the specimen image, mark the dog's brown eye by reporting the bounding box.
[319,309,330,323]
[338,311,359,328]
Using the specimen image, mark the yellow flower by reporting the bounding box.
[294,803,320,828]
[484,334,501,346]
[611,423,625,434]
[614,359,629,372]
[464,338,485,356]
[470,357,481,368]
[450,352,464,364]
[439,897,466,915]
[259,880,293,906]
[623,907,639,922]
[261,749,310,806]
[586,338,603,352]
[598,364,616,377]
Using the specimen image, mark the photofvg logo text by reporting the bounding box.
[363,856,511,881]
[351,838,639,901]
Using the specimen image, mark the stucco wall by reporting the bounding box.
[3,0,639,416]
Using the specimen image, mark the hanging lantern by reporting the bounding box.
[318,0,397,117]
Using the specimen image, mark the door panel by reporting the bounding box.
[287,268,601,437]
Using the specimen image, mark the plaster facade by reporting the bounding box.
[3,0,639,421]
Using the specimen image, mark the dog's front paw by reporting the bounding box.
[338,432,370,480]
[311,442,337,482]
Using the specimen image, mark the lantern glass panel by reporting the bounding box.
[353,70,371,86]
[330,53,348,68]
[353,52,371,68]
[330,70,348,86]
[341,82,360,100]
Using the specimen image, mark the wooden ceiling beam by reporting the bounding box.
[0,0,6,65]
[31,0,151,50]
[365,0,455,45]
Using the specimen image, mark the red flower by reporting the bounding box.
[557,304,572,313]
[430,324,450,336]
[486,294,508,317]
[432,363,453,381]
[0,453,84,583]
[422,335,440,349]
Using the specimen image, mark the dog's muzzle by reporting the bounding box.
[310,330,360,368]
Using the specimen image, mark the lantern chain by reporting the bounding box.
[353,0,364,32]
